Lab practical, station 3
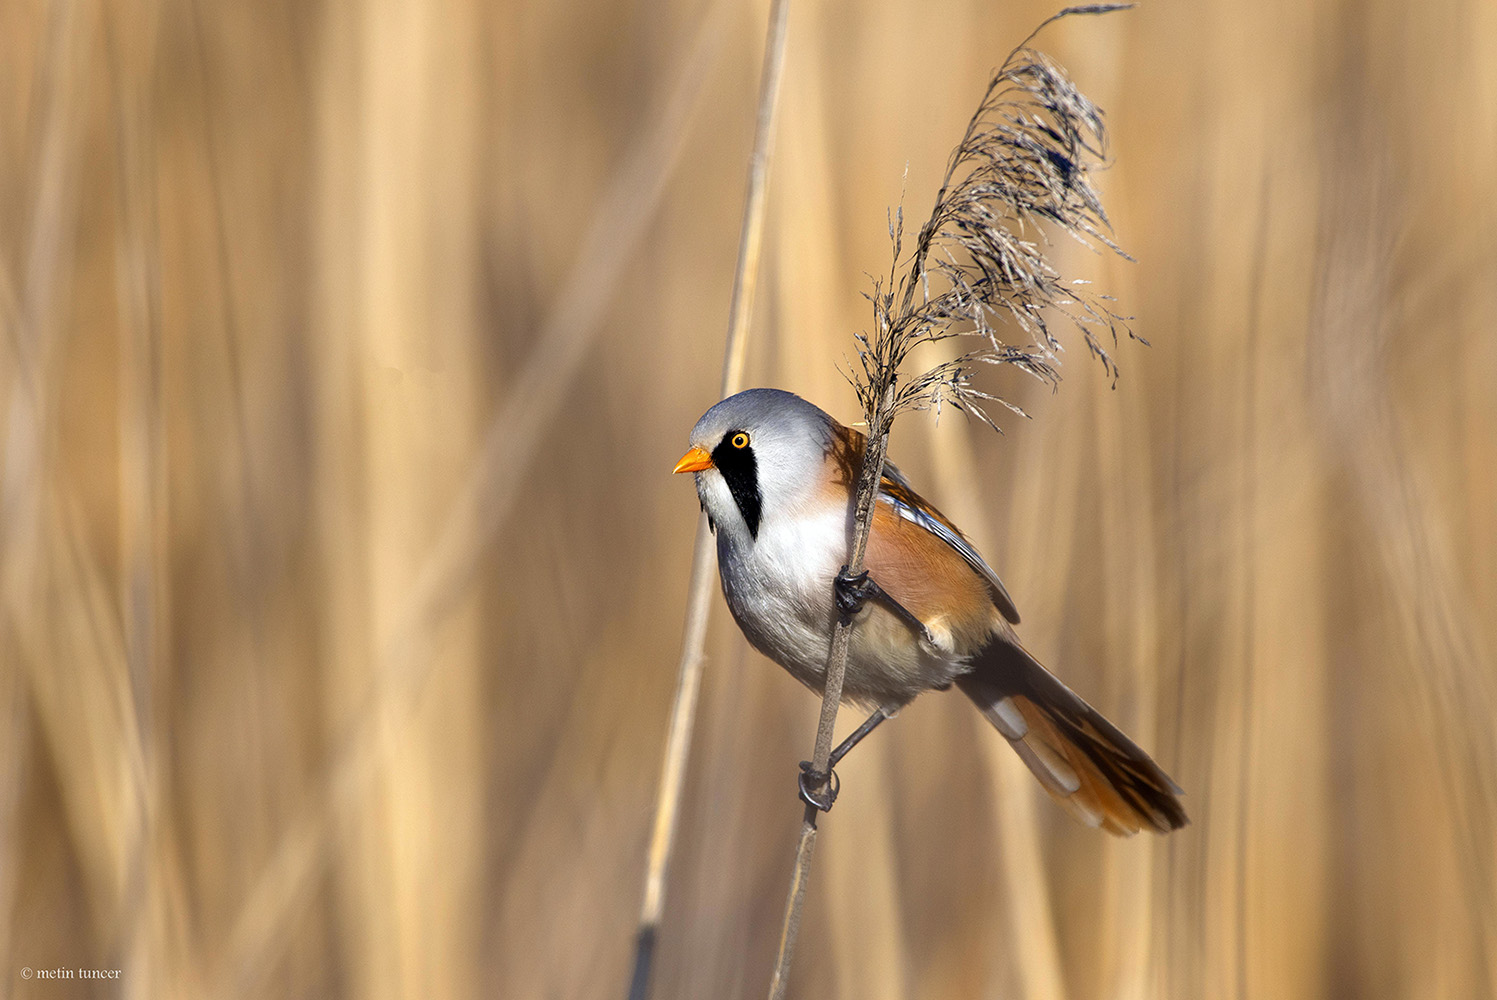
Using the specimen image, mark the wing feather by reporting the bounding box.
[878,463,1021,624]
[822,422,1020,624]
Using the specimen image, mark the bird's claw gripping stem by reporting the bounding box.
[833,566,874,621]
[797,761,840,812]
[833,565,936,645]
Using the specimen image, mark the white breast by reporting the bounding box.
[714,502,970,708]
[715,504,845,687]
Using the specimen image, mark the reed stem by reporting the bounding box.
[766,382,896,1000]
[628,2,792,997]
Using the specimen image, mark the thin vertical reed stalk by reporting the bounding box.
[767,9,1132,995]
[1232,173,1272,1000]
[923,415,1069,1000]
[627,2,791,998]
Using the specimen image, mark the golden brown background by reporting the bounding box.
[3,0,1495,997]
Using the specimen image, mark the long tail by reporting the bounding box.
[956,637,1187,836]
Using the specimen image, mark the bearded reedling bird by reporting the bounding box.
[674,388,1186,835]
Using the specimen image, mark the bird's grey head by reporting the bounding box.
[678,388,835,543]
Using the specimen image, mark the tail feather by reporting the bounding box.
[957,637,1187,836]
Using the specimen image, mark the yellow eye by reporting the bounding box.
[730,432,750,449]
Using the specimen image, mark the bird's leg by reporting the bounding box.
[833,565,937,646]
[798,705,892,811]
[828,705,890,768]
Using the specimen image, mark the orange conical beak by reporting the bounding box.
[672,446,713,474]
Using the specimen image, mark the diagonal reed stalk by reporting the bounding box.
[209,5,734,995]
[626,2,791,998]
[767,8,1134,996]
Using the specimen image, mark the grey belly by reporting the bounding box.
[722,576,970,710]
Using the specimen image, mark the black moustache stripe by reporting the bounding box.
[711,436,761,539]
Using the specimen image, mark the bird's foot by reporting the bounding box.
[833,566,875,622]
[797,761,841,812]
[834,565,937,645]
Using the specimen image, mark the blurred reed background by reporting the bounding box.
[2,0,1495,998]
